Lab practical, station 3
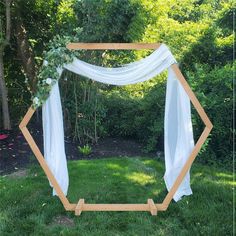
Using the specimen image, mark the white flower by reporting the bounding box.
[46,78,52,85]
[33,97,39,105]
[43,60,48,66]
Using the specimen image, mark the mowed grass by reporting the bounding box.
[0,157,234,236]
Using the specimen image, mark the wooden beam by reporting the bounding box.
[171,64,213,129]
[83,204,150,211]
[19,107,74,211]
[19,107,35,129]
[160,64,213,208]
[162,127,212,207]
[74,199,158,215]
[66,43,161,50]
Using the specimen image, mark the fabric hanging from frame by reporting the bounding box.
[42,44,194,201]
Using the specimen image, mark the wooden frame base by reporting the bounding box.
[75,199,158,216]
[19,43,213,216]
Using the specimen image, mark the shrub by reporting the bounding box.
[187,63,233,166]
[78,144,92,156]
[103,76,166,152]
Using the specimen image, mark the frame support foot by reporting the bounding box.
[75,199,84,216]
[148,199,157,215]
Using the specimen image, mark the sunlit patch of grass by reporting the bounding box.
[215,172,233,178]
[214,180,236,187]
[125,172,156,185]
[142,159,154,165]
[106,163,123,170]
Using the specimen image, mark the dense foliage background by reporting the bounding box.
[0,0,234,168]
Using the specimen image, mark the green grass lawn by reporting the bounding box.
[0,157,234,236]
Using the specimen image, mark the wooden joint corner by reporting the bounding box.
[75,199,85,216]
[148,199,157,216]
[64,203,76,211]
[156,203,168,211]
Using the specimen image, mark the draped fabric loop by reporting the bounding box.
[63,44,176,85]
[42,44,194,201]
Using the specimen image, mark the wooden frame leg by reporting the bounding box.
[19,107,75,211]
[157,65,213,210]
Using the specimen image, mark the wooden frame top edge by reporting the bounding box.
[66,43,162,50]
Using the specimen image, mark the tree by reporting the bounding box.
[14,2,37,93]
[0,0,11,129]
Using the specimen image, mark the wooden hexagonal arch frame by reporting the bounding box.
[19,43,213,216]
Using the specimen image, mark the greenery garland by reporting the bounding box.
[32,34,81,108]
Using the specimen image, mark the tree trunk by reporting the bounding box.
[14,9,37,93]
[0,0,12,129]
[0,48,11,129]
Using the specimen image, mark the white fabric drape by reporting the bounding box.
[42,82,69,196]
[63,44,175,85]
[42,44,194,201]
[164,67,194,201]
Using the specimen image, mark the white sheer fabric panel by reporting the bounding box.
[64,44,176,85]
[42,82,69,196]
[164,67,194,201]
[42,44,194,201]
